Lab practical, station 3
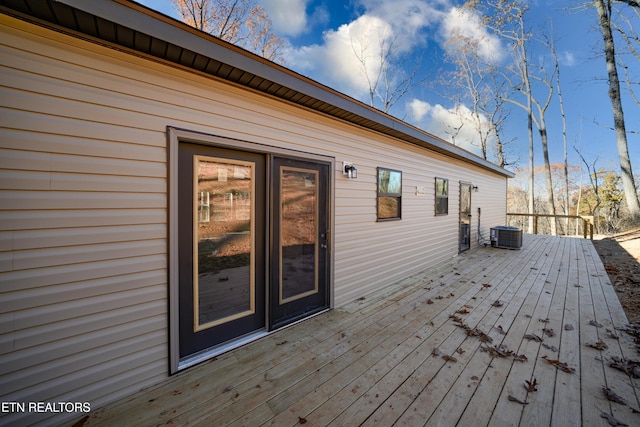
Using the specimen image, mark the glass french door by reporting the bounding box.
[459,182,472,253]
[270,157,329,329]
[178,143,266,359]
[177,143,330,362]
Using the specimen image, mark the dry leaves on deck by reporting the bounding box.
[480,344,527,362]
[609,357,640,378]
[541,355,575,373]
[601,412,629,426]
[508,395,529,405]
[542,328,555,337]
[524,333,543,342]
[602,386,627,405]
[524,378,538,392]
[586,340,608,351]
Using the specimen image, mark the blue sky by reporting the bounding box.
[137,0,639,176]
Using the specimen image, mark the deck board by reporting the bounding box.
[81,235,640,427]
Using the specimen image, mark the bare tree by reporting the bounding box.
[172,0,286,63]
[443,24,510,163]
[593,0,640,219]
[466,0,536,231]
[546,31,570,233]
[351,31,427,113]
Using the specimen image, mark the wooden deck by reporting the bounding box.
[82,235,640,427]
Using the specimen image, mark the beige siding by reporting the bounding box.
[0,15,507,425]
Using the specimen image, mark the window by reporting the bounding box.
[377,168,402,220]
[435,177,448,215]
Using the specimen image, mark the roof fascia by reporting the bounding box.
[51,0,513,178]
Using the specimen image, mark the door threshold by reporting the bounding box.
[177,330,269,371]
[176,308,331,372]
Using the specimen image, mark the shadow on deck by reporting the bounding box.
[81,234,640,427]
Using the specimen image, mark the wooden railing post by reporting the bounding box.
[505,213,593,240]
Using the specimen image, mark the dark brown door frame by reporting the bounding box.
[168,128,334,373]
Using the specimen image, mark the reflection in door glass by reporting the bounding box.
[195,157,254,330]
[280,167,319,303]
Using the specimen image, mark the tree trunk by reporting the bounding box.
[594,0,640,219]
[539,126,557,235]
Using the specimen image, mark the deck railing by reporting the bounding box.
[507,213,594,240]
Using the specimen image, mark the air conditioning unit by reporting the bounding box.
[490,226,523,249]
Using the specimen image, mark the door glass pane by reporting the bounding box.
[280,167,319,303]
[194,156,255,331]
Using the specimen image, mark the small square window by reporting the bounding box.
[435,177,448,216]
[377,168,402,220]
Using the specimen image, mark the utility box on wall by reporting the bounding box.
[490,226,523,249]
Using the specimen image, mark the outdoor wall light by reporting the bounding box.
[343,162,358,179]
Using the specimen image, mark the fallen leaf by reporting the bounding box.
[606,329,620,339]
[298,416,308,424]
[513,353,528,362]
[538,318,550,323]
[456,308,470,315]
[492,300,503,307]
[464,304,474,309]
[542,328,555,337]
[442,355,458,363]
[542,343,558,352]
[564,324,574,331]
[524,378,538,392]
[481,344,513,358]
[524,333,543,342]
[603,386,627,405]
[589,320,603,328]
[456,347,466,354]
[508,395,529,405]
[600,412,628,426]
[276,340,288,345]
[541,355,575,373]
[496,325,506,335]
[482,284,492,289]
[426,299,434,304]
[609,357,640,378]
[449,314,463,323]
[586,340,608,351]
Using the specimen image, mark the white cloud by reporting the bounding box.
[262,0,310,37]
[289,14,393,96]
[407,99,433,121]
[407,98,494,156]
[441,7,504,64]
[560,51,576,67]
[356,0,448,52]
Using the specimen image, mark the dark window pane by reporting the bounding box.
[436,197,448,215]
[378,196,400,219]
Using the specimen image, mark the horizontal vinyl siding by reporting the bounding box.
[0,17,168,427]
[1,15,508,425]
